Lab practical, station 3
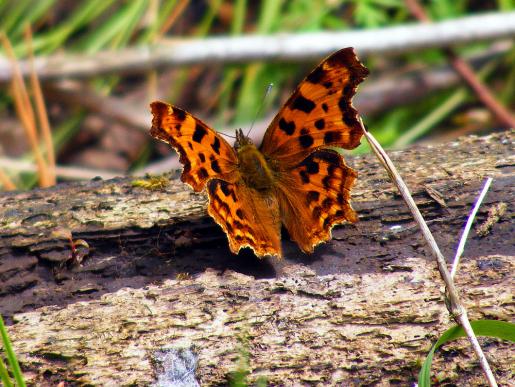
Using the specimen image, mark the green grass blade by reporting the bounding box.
[7,0,56,39]
[0,315,26,387]
[0,353,14,387]
[418,320,515,387]
[0,0,32,36]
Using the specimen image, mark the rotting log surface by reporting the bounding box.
[0,130,513,386]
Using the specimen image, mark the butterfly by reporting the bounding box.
[150,47,368,258]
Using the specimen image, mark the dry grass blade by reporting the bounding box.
[158,0,190,36]
[361,123,498,387]
[0,168,16,191]
[451,177,493,278]
[0,33,50,187]
[25,25,56,185]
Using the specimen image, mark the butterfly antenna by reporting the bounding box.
[220,132,236,139]
[246,83,274,138]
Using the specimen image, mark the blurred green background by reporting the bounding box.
[0,0,513,190]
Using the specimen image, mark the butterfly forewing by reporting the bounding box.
[260,47,368,167]
[150,101,239,191]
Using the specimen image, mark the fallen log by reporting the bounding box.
[0,130,513,385]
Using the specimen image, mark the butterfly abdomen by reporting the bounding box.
[237,144,275,191]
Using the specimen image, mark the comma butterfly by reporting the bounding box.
[150,47,368,258]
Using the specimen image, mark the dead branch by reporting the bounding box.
[0,12,514,82]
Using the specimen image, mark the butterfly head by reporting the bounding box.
[234,128,254,150]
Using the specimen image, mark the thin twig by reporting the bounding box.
[356,41,510,118]
[362,125,498,387]
[44,40,511,153]
[0,157,119,181]
[451,177,493,278]
[445,51,515,127]
[0,12,514,82]
[405,0,515,128]
[45,81,149,132]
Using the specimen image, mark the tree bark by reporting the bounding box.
[0,130,513,386]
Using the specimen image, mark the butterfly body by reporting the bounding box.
[235,137,275,192]
[150,47,369,258]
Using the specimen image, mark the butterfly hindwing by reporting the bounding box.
[274,149,358,253]
[150,101,239,191]
[260,47,368,167]
[207,179,282,257]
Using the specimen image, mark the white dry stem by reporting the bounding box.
[0,157,118,181]
[451,177,493,278]
[0,12,514,82]
[362,126,498,387]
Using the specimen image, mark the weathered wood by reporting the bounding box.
[0,130,513,385]
[8,256,515,386]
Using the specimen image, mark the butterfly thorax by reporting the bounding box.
[234,129,274,191]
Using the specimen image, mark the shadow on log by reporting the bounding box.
[0,130,513,385]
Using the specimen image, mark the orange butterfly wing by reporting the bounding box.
[260,47,368,167]
[261,47,368,253]
[150,101,239,191]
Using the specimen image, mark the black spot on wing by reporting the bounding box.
[322,198,333,210]
[212,137,221,155]
[278,118,296,135]
[322,103,329,113]
[208,180,217,196]
[314,119,325,130]
[342,84,352,98]
[314,150,342,165]
[199,153,206,163]
[306,66,325,84]
[175,109,186,121]
[324,130,342,144]
[219,180,231,196]
[304,159,319,174]
[198,167,208,179]
[323,81,333,89]
[292,95,316,113]
[300,170,310,184]
[299,134,314,148]
[328,163,338,176]
[236,209,245,220]
[307,190,320,204]
[193,124,207,143]
[322,175,331,189]
[338,96,358,127]
[211,160,221,173]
